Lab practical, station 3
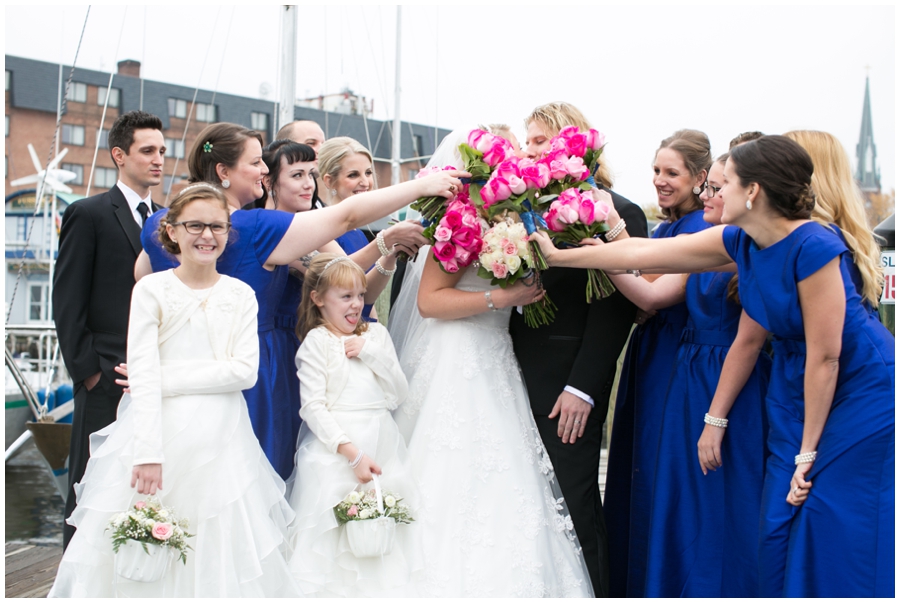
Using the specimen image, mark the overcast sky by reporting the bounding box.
[5,4,896,208]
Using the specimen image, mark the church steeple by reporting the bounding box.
[855,75,881,193]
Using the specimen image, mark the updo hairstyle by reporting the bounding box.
[188,122,264,186]
[297,253,369,341]
[317,137,375,202]
[656,129,712,221]
[728,135,816,220]
[158,183,231,254]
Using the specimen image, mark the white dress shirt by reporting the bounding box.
[116,180,152,226]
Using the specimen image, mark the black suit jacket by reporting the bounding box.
[53,186,159,387]
[510,189,648,415]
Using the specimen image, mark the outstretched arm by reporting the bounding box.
[266,170,467,266]
[533,225,731,274]
[609,272,688,312]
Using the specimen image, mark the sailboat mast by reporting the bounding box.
[278,5,298,132]
[391,6,402,186]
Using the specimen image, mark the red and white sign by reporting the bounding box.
[881,250,894,305]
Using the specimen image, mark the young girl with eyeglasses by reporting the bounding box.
[50,185,299,597]
[286,253,421,597]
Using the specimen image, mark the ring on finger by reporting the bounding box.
[574,419,582,425]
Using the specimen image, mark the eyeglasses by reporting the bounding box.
[705,183,722,197]
[169,221,231,235]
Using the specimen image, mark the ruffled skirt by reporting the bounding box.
[287,408,423,597]
[48,392,299,598]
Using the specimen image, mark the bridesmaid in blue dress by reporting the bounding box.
[603,129,712,597]
[534,134,894,598]
[607,155,771,596]
[136,123,467,480]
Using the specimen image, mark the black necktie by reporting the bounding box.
[137,202,150,227]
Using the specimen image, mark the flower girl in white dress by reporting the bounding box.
[49,184,298,597]
[287,253,422,597]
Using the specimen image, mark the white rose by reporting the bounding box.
[384,495,396,508]
[359,509,372,520]
[158,510,169,519]
[505,255,522,273]
[490,251,504,266]
[347,491,362,504]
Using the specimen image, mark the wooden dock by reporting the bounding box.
[5,543,62,598]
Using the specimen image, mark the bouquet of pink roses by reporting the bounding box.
[427,192,483,274]
[534,126,606,199]
[544,188,616,301]
[478,218,557,327]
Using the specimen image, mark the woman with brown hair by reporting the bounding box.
[532,135,894,597]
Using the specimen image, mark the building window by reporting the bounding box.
[61,124,85,146]
[164,138,185,159]
[413,134,424,157]
[16,216,28,243]
[61,163,84,186]
[168,98,187,118]
[251,112,268,132]
[5,70,10,91]
[69,82,87,103]
[163,175,179,194]
[29,283,49,322]
[94,167,118,189]
[97,128,108,149]
[195,103,216,123]
[97,87,120,108]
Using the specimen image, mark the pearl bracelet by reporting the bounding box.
[374,258,396,276]
[375,231,391,257]
[350,449,365,468]
[704,413,728,428]
[606,219,627,241]
[485,291,497,311]
[794,451,817,465]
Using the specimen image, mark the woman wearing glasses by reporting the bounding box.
[137,123,465,480]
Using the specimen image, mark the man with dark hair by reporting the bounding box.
[53,110,165,548]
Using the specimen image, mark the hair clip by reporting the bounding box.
[203,141,214,153]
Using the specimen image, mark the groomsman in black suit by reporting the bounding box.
[509,102,648,597]
[54,111,166,548]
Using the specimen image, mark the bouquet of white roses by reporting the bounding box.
[333,486,414,525]
[107,497,194,565]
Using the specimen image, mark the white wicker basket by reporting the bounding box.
[345,475,396,558]
[114,539,171,582]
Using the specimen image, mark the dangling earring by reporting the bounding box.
[331,189,337,197]
[746,199,753,210]
[221,179,231,189]
[692,186,702,195]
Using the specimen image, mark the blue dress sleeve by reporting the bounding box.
[721,225,744,263]
[240,209,294,265]
[141,208,179,272]
[795,225,847,281]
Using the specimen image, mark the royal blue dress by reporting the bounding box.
[644,270,771,597]
[141,209,299,480]
[722,222,894,597]
[335,228,375,322]
[605,209,711,597]
[274,270,304,455]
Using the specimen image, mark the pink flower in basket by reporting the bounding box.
[151,522,173,541]
[134,501,146,510]
[348,505,358,517]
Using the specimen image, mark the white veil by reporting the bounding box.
[388,126,475,363]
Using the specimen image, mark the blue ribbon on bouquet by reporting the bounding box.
[459,177,487,186]
[585,175,597,187]
[520,199,547,235]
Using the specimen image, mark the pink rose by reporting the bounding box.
[507,175,527,196]
[578,199,595,224]
[549,136,567,152]
[517,157,535,169]
[550,198,580,225]
[491,262,509,279]
[480,177,512,205]
[557,187,583,206]
[594,200,611,223]
[442,211,462,230]
[134,501,147,510]
[503,242,518,256]
[483,142,511,167]
[151,522,173,541]
[521,163,551,189]
[447,199,467,214]
[455,247,473,264]
[461,211,478,228]
[558,125,579,140]
[565,133,588,158]
[586,129,605,152]
[434,224,453,242]
[494,159,521,181]
[565,156,589,180]
[442,257,460,273]
[544,208,566,232]
[348,505,358,517]
[451,227,477,249]
[548,159,569,180]
[468,129,493,154]
[434,241,457,262]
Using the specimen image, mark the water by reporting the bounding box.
[5,442,65,545]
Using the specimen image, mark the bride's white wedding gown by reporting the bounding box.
[393,265,593,598]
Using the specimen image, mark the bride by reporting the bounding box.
[390,128,594,597]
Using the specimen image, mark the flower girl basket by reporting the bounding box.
[114,539,172,582]
[346,475,396,558]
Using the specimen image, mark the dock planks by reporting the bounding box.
[5,543,62,598]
